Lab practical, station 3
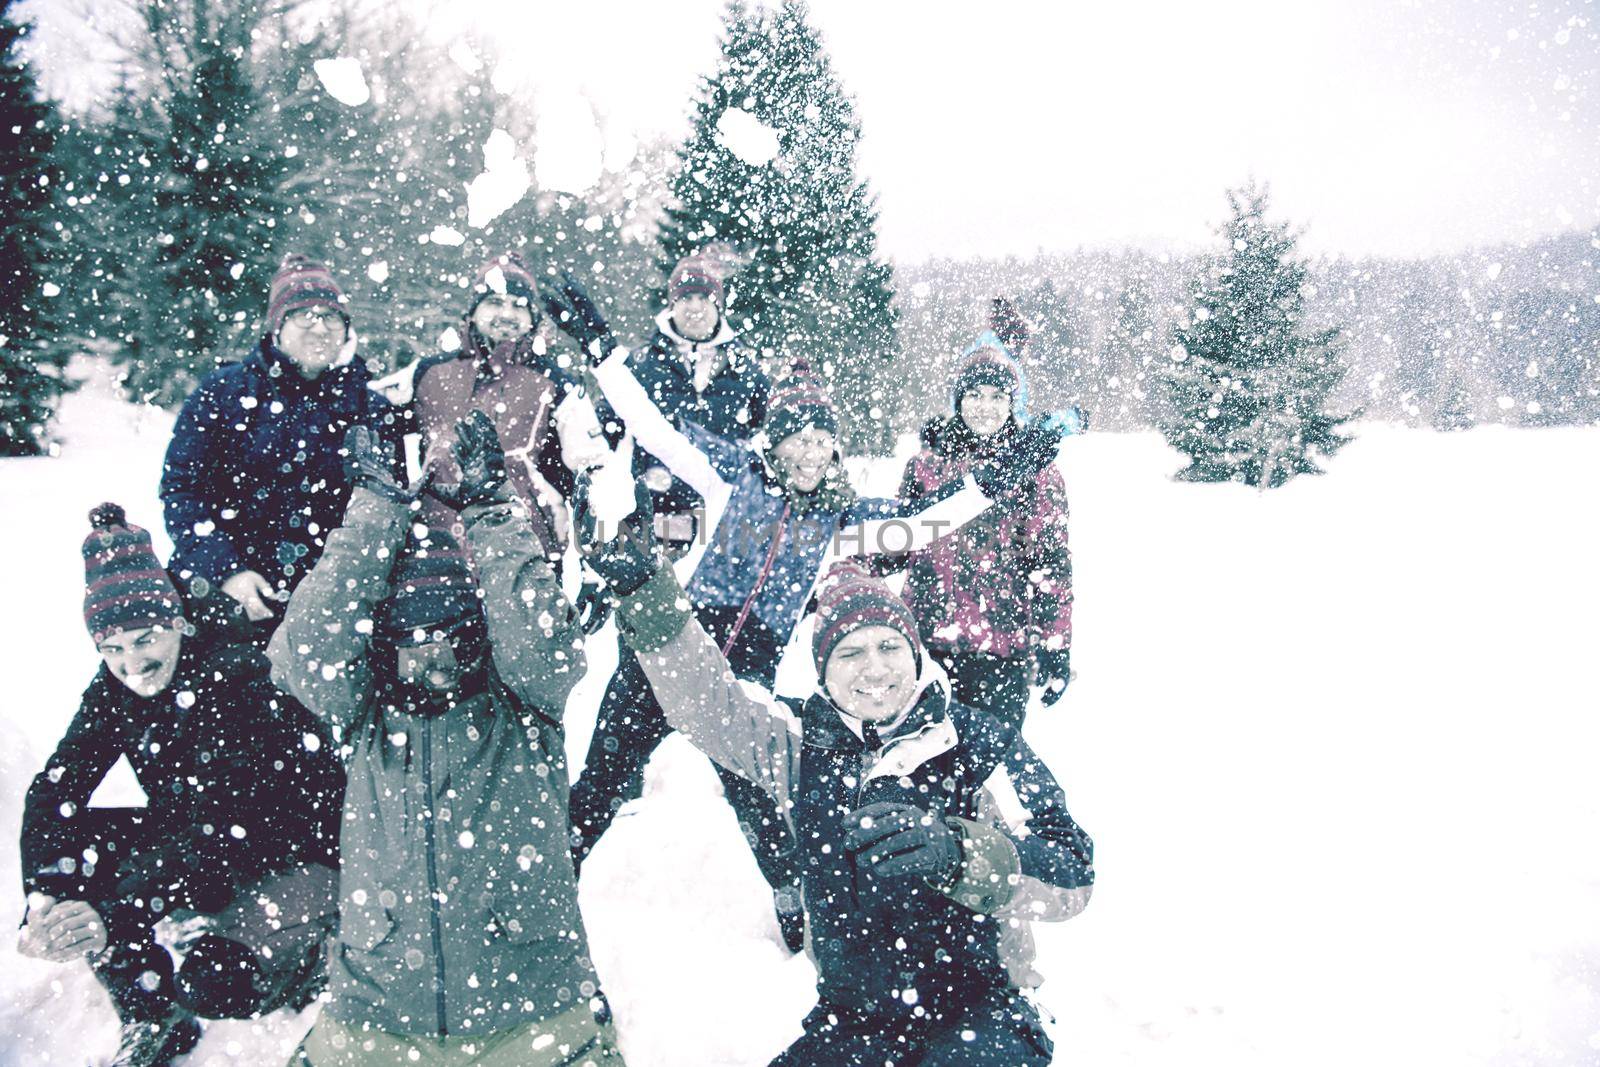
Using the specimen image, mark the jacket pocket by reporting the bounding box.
[340,899,397,952]
[485,877,582,945]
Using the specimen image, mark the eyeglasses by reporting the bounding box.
[284,307,347,333]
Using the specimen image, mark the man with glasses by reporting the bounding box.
[161,254,402,637]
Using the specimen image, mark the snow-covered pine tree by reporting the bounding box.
[1099,272,1159,429]
[657,0,899,452]
[0,0,70,454]
[1159,182,1353,487]
[86,0,287,406]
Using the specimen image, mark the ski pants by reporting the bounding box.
[24,807,338,1023]
[568,607,796,897]
[931,647,1033,734]
[768,988,1054,1067]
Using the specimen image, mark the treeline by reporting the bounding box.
[893,228,1600,438]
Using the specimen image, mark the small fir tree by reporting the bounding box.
[656,0,899,452]
[1159,182,1353,487]
[0,0,70,454]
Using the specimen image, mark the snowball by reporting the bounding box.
[458,831,476,849]
[448,40,483,74]
[715,107,780,166]
[313,58,370,107]
[440,326,462,352]
[367,261,390,284]
[429,225,466,246]
[467,129,531,227]
[41,282,60,297]
[534,93,604,195]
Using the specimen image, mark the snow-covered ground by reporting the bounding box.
[2,362,1598,1065]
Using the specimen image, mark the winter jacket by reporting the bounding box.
[626,310,768,527]
[21,624,343,918]
[390,332,613,559]
[617,567,1095,1023]
[161,339,401,597]
[267,488,596,1039]
[896,416,1073,660]
[591,350,993,647]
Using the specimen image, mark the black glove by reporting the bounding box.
[972,421,1065,498]
[574,579,612,635]
[1036,648,1072,707]
[342,425,412,504]
[572,471,659,597]
[842,801,963,886]
[537,269,616,364]
[427,411,514,510]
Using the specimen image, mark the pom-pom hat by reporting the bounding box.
[82,503,185,643]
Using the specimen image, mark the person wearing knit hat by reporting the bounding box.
[390,249,617,575]
[665,254,725,347]
[21,504,346,1065]
[885,313,1078,729]
[268,415,627,1063]
[574,482,1094,1067]
[161,253,399,635]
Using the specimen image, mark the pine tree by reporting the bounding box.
[1159,182,1353,487]
[0,0,70,454]
[84,0,288,406]
[657,0,899,453]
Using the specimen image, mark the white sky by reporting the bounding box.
[21,0,1600,261]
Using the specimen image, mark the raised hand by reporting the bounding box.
[537,269,616,364]
[343,424,412,504]
[571,471,659,598]
[428,411,514,511]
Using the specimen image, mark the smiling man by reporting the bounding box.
[161,254,400,637]
[576,488,1095,1067]
[19,504,344,1067]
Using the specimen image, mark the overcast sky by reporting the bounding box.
[21,0,1600,262]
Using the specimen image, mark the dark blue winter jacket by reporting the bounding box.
[626,311,768,521]
[160,339,401,597]
[618,569,1096,1022]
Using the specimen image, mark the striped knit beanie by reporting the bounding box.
[811,560,922,676]
[667,255,724,306]
[951,330,1028,423]
[470,251,541,317]
[266,254,348,337]
[766,361,839,444]
[82,503,185,643]
[372,527,481,643]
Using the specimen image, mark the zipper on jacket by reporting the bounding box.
[723,502,790,657]
[420,717,449,1035]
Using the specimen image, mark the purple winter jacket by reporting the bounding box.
[897,416,1073,661]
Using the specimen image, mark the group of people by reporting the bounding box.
[17,248,1096,1067]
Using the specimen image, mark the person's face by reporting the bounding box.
[669,293,719,342]
[824,625,918,722]
[276,304,348,378]
[959,384,1012,438]
[471,294,535,349]
[395,636,465,695]
[773,426,837,492]
[97,626,183,697]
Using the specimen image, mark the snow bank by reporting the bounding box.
[2,364,1598,1065]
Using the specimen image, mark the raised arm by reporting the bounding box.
[573,474,800,811]
[589,349,743,499]
[461,498,588,717]
[267,485,405,736]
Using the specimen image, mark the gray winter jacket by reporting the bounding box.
[268,488,595,1038]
